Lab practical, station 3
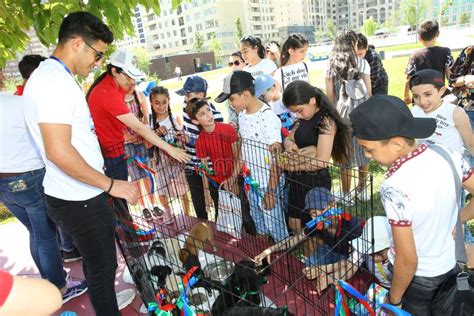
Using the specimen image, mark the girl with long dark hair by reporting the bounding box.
[281,80,350,232]
[240,35,277,77]
[325,29,371,204]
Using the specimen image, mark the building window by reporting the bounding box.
[182,39,187,45]
[173,30,177,36]
[188,26,192,32]
[149,24,157,31]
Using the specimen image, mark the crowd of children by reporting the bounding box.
[2,10,474,315]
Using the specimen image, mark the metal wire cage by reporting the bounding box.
[105,135,376,316]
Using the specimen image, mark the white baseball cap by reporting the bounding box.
[109,49,145,81]
[351,216,392,255]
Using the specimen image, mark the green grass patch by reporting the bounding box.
[0,204,14,224]
[377,42,424,52]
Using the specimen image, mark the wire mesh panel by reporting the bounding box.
[105,136,375,315]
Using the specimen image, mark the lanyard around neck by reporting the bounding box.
[50,56,74,77]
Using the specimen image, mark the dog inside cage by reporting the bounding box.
[108,135,377,315]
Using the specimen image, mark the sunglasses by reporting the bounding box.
[83,39,105,62]
[228,60,242,67]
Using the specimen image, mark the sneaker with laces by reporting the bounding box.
[62,279,88,304]
[117,288,135,310]
[142,208,153,221]
[61,248,82,263]
[152,206,164,218]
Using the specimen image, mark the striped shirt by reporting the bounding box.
[182,101,223,170]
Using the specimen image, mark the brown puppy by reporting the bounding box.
[178,222,217,264]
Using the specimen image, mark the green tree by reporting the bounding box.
[130,47,150,74]
[208,34,223,66]
[326,19,337,40]
[361,17,378,36]
[0,0,183,67]
[194,32,205,53]
[460,13,470,25]
[313,29,326,43]
[234,17,244,47]
[399,0,429,28]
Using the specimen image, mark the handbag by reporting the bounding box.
[216,183,243,240]
[430,145,474,316]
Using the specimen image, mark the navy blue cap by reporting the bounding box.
[304,187,334,210]
[176,76,208,96]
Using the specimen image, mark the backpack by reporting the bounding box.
[336,59,369,119]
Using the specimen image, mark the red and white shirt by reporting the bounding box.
[381,143,472,277]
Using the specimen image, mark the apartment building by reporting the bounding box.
[306,0,400,32]
[430,0,474,26]
[120,0,309,63]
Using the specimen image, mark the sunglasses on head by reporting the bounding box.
[83,38,105,62]
[228,60,242,67]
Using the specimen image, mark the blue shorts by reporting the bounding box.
[304,244,346,266]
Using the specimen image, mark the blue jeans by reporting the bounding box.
[0,168,66,288]
[58,226,75,252]
[248,182,288,242]
[305,244,346,266]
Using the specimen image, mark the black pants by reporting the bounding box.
[104,154,132,220]
[402,265,458,315]
[185,171,218,220]
[45,193,120,316]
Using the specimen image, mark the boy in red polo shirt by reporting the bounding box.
[187,98,240,218]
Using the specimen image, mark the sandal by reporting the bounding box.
[143,208,153,221]
[152,206,164,218]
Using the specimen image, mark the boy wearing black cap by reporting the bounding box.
[176,76,224,220]
[349,95,474,314]
[216,71,288,242]
[410,69,474,155]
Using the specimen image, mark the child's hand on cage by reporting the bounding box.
[268,142,282,155]
[166,147,191,163]
[302,267,331,294]
[175,130,190,144]
[254,249,272,266]
[155,126,168,137]
[283,138,299,153]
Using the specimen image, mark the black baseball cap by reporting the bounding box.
[215,71,255,103]
[409,69,444,89]
[349,95,436,141]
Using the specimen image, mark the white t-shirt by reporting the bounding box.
[0,95,44,172]
[238,103,282,188]
[411,101,464,154]
[273,62,309,90]
[381,144,472,277]
[244,59,277,78]
[23,59,104,201]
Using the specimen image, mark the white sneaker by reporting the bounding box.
[117,288,135,310]
[122,267,134,285]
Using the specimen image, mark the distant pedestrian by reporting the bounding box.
[174,65,182,81]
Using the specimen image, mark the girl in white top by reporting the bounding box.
[150,86,190,224]
[241,35,277,78]
[273,33,310,91]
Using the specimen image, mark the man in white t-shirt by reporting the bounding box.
[350,95,474,315]
[23,12,137,315]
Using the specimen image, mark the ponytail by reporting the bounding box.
[280,33,309,66]
[240,35,265,59]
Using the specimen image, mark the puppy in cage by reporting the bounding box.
[254,187,363,282]
[178,222,217,266]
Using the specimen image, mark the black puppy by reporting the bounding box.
[211,260,271,315]
[150,265,173,287]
